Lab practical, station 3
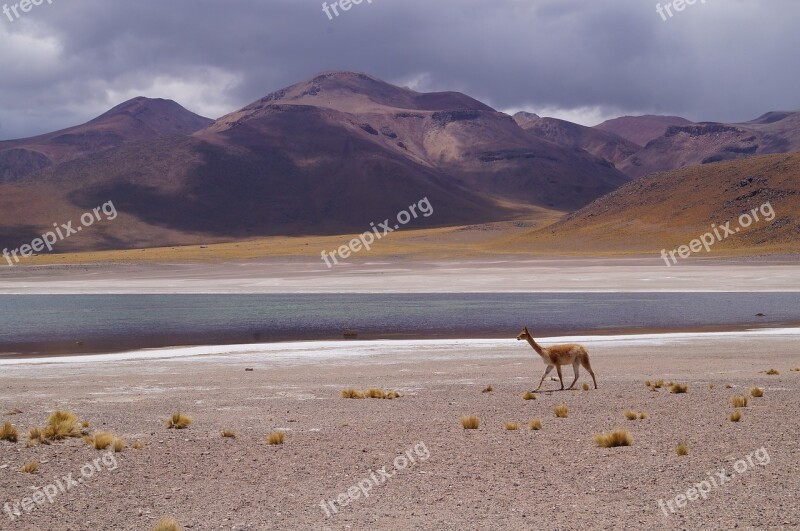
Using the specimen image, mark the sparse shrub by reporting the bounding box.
[669,383,688,394]
[221,430,237,438]
[639,412,648,420]
[21,461,38,474]
[340,388,364,399]
[593,429,633,448]
[364,388,386,399]
[384,391,401,399]
[676,443,689,456]
[750,387,764,398]
[529,419,542,430]
[461,415,480,429]
[113,437,126,453]
[623,410,637,420]
[165,412,192,429]
[267,431,286,445]
[730,395,748,408]
[81,420,90,428]
[791,367,800,372]
[730,411,742,422]
[644,380,651,387]
[0,421,18,442]
[28,427,43,444]
[725,384,733,389]
[553,405,569,418]
[85,431,114,450]
[653,380,664,389]
[766,368,780,375]
[523,391,537,400]
[505,422,520,430]
[44,410,80,440]
[582,383,590,391]
[153,517,182,531]
[482,385,493,393]
[132,441,145,450]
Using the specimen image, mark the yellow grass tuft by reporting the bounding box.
[504,422,520,431]
[384,391,401,399]
[653,379,664,389]
[132,441,145,450]
[81,420,90,428]
[791,367,800,372]
[28,427,44,444]
[623,410,638,420]
[553,405,569,418]
[153,517,182,531]
[709,384,715,389]
[364,388,386,399]
[44,410,81,440]
[461,415,480,429]
[221,429,237,438]
[522,391,537,400]
[676,442,689,456]
[669,383,688,394]
[113,437,126,453]
[729,411,742,422]
[644,380,651,387]
[21,461,39,474]
[528,419,542,430]
[593,429,633,448]
[639,412,648,420]
[725,384,733,389]
[85,431,115,450]
[730,395,748,408]
[482,385,493,393]
[582,383,590,391]
[267,431,286,445]
[766,368,780,375]
[165,412,192,429]
[0,421,19,442]
[750,387,764,398]
[340,388,365,399]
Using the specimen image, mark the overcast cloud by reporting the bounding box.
[0,0,798,139]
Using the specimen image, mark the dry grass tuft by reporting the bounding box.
[221,429,237,438]
[165,412,192,429]
[725,384,733,388]
[461,415,480,429]
[709,384,715,389]
[81,420,90,428]
[791,367,800,372]
[85,431,115,450]
[582,383,590,391]
[750,387,764,398]
[676,442,689,456]
[504,422,520,431]
[113,437,126,453]
[522,391,537,400]
[28,427,44,444]
[340,388,365,399]
[653,379,665,389]
[384,391,401,399]
[132,441,145,450]
[669,383,688,394]
[482,385,493,393]
[623,410,638,420]
[766,368,780,375]
[0,421,19,442]
[730,395,748,408]
[553,405,569,418]
[153,517,182,531]
[21,461,39,474]
[528,419,542,430]
[729,411,742,422]
[593,429,633,448]
[644,380,651,387]
[364,388,386,399]
[639,412,648,420]
[267,431,286,445]
[44,410,81,440]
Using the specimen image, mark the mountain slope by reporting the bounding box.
[594,115,692,146]
[0,97,212,183]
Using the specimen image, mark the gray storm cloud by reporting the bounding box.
[0,0,798,139]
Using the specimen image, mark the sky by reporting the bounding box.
[1,0,798,140]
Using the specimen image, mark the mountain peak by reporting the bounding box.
[90,97,212,134]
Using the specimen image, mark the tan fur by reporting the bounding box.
[516,327,598,391]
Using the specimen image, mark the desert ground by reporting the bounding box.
[1,329,799,530]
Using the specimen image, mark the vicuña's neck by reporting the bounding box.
[526,336,545,355]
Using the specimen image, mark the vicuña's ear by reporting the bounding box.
[524,327,529,332]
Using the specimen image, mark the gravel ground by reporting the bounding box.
[1,331,799,530]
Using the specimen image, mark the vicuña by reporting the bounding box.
[516,327,597,391]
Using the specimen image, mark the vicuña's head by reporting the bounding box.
[516,327,530,341]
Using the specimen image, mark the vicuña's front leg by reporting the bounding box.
[568,360,580,389]
[535,365,554,391]
[555,364,564,390]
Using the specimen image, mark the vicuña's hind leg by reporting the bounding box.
[535,365,554,391]
[580,356,598,389]
[568,360,580,389]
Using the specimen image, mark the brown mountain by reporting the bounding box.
[502,153,800,255]
[0,97,212,183]
[616,111,800,179]
[0,71,628,252]
[513,112,641,165]
[595,115,692,146]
